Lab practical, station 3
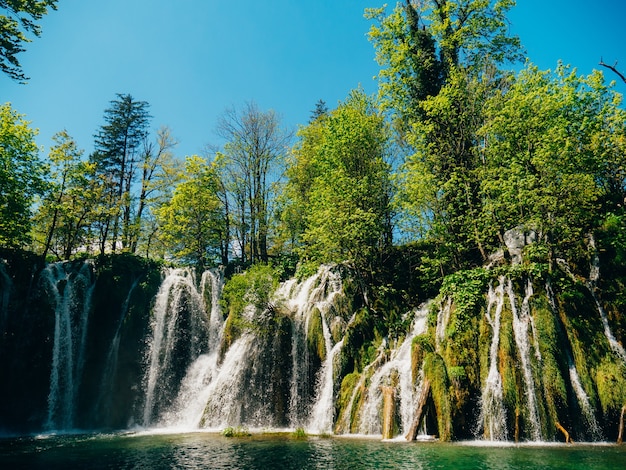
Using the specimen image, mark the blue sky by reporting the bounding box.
[2,0,625,159]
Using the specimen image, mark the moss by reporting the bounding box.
[595,356,626,414]
[411,334,433,383]
[336,371,361,433]
[307,307,326,362]
[532,293,567,436]
[423,352,452,441]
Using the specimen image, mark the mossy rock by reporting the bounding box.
[411,334,433,383]
[423,352,452,441]
[595,356,626,414]
[307,307,326,362]
[335,371,361,433]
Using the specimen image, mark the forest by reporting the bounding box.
[2,0,626,442]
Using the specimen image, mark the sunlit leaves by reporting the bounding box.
[0,102,44,247]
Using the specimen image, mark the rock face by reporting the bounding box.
[503,226,537,264]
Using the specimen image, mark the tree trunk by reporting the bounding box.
[381,386,396,440]
[555,422,573,444]
[618,405,626,444]
[406,378,430,441]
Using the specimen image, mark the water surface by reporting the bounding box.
[1,432,624,469]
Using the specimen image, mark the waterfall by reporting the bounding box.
[357,306,429,437]
[94,276,141,422]
[42,261,95,431]
[567,358,603,440]
[157,269,224,429]
[587,236,626,363]
[142,268,208,426]
[506,278,542,441]
[273,265,346,432]
[478,279,507,441]
[546,279,603,441]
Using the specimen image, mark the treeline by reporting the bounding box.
[2,1,625,284]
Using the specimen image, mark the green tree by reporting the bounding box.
[0,102,45,247]
[32,130,99,260]
[367,0,521,131]
[287,89,393,277]
[480,63,626,264]
[130,125,179,254]
[92,93,151,254]
[367,1,522,272]
[398,69,496,269]
[156,155,226,269]
[0,0,58,82]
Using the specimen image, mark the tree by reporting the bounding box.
[217,102,292,264]
[130,126,179,254]
[32,130,99,260]
[398,69,496,268]
[286,89,393,277]
[91,93,151,254]
[367,0,522,272]
[367,0,521,130]
[309,99,329,122]
[480,63,626,264]
[0,103,45,247]
[0,0,58,82]
[156,156,226,269]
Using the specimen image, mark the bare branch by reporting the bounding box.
[599,58,626,84]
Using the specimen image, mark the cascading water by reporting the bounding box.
[274,266,346,432]
[157,269,224,429]
[478,279,507,441]
[567,357,603,440]
[94,277,141,422]
[41,261,95,431]
[506,278,542,441]
[357,306,429,437]
[587,236,626,363]
[545,279,603,441]
[142,268,209,426]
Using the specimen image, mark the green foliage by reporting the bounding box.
[220,263,280,349]
[423,352,452,441]
[31,131,99,260]
[292,427,307,439]
[480,64,626,264]
[307,307,326,362]
[221,426,251,437]
[285,89,393,277]
[411,333,433,380]
[0,103,46,248]
[0,0,58,81]
[91,93,152,254]
[156,155,226,269]
[595,357,626,414]
[440,268,491,331]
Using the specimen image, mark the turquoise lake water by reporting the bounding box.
[1,432,625,469]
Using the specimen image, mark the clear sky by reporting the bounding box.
[2,0,625,159]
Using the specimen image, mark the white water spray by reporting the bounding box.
[42,261,95,431]
[479,279,507,441]
[507,278,542,441]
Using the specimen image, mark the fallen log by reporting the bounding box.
[381,386,395,440]
[405,378,430,441]
[618,405,626,444]
[556,422,573,444]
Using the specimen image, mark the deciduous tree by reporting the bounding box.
[0,103,45,247]
[0,0,58,82]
